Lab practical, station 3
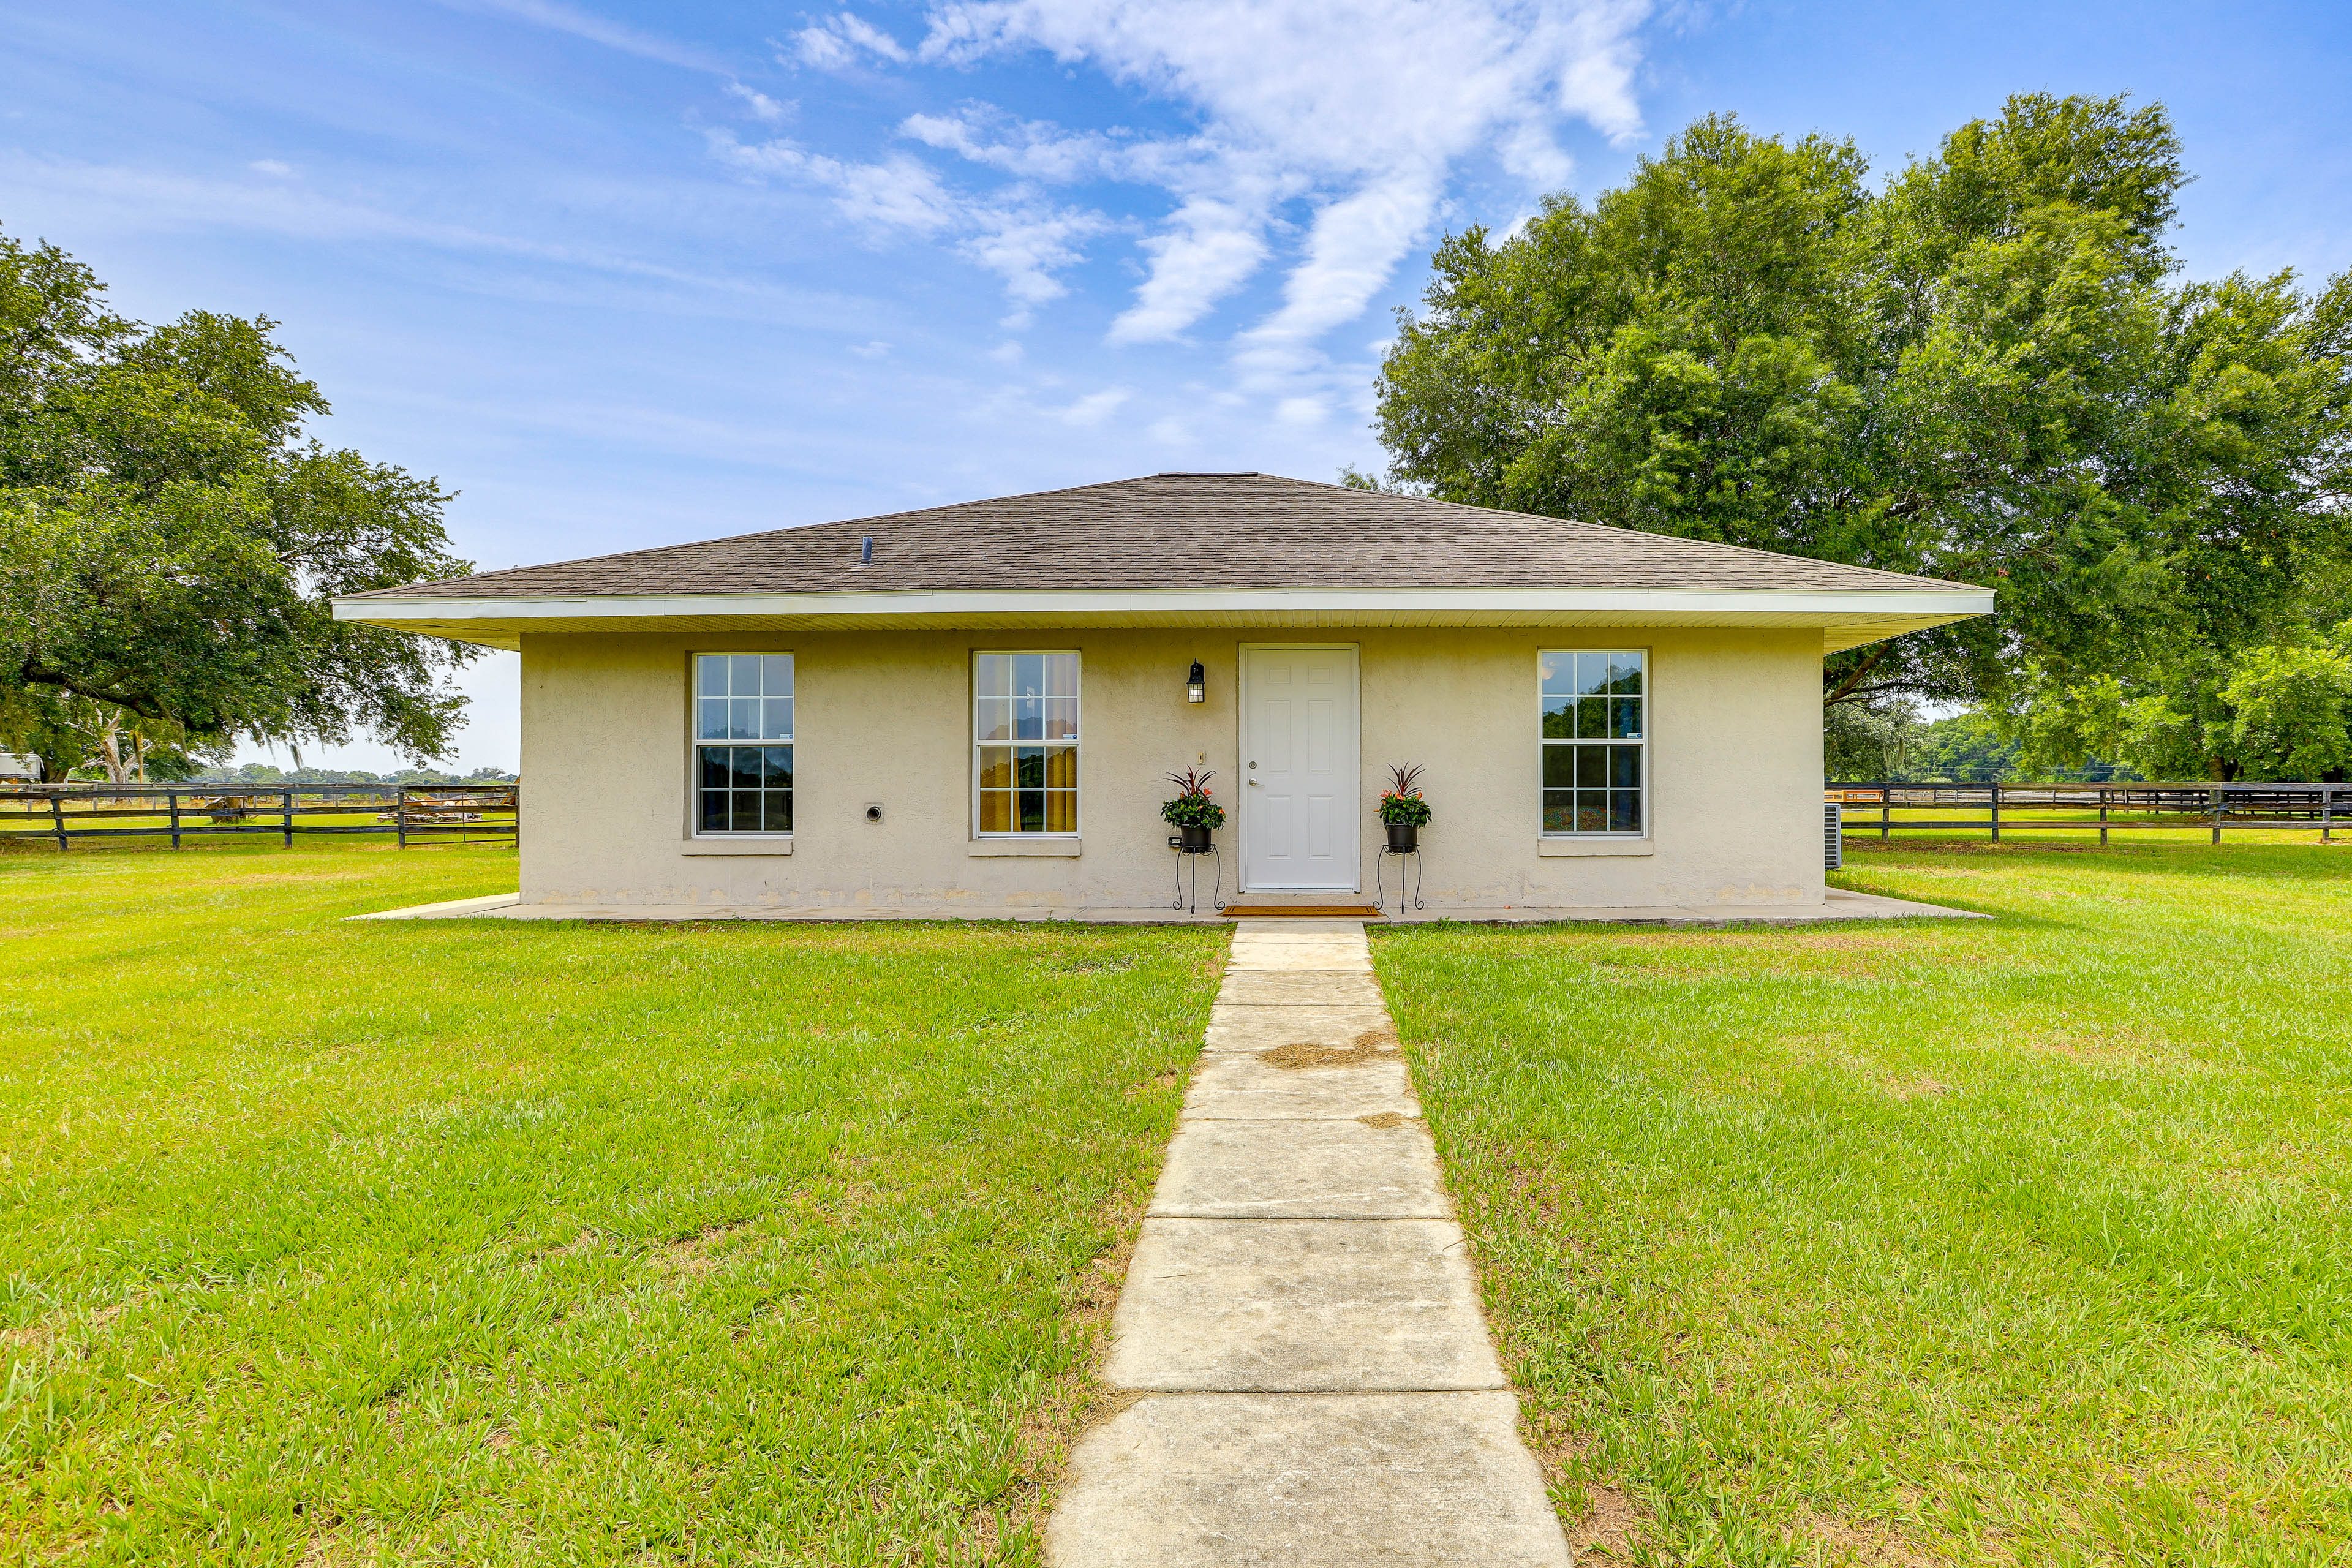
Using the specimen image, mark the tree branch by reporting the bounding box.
[17,657,172,725]
[1823,643,1893,706]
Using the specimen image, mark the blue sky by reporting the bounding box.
[4,0,2348,771]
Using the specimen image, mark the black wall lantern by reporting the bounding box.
[1186,661,1206,704]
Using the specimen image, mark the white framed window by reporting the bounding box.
[1540,649,1646,836]
[974,651,1079,835]
[692,654,793,834]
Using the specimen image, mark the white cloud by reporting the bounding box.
[792,12,914,69]
[1059,387,1129,426]
[712,132,1105,313]
[849,340,892,358]
[1275,396,1326,426]
[723,0,1654,380]
[908,0,1651,353]
[725,82,793,123]
[964,203,1106,312]
[1,153,873,327]
[249,159,294,177]
[434,0,729,73]
[988,340,1025,364]
[1233,172,1439,379]
[1108,197,1265,345]
[902,107,1123,183]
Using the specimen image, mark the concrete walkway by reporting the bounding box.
[1046,919,1570,1567]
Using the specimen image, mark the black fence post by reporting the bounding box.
[2099,786,2109,849]
[1880,784,1890,840]
[397,786,408,850]
[2326,785,2335,843]
[170,788,182,850]
[282,788,295,847]
[2212,785,2223,846]
[1989,780,2001,844]
[50,790,67,852]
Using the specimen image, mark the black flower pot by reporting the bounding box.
[1179,823,1212,852]
[1385,821,1419,853]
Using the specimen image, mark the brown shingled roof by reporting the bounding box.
[353,472,1973,598]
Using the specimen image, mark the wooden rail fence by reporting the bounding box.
[1826,781,2348,846]
[0,783,518,850]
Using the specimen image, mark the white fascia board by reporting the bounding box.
[335,584,1994,625]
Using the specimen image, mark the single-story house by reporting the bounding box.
[334,473,1992,920]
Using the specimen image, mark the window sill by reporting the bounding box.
[1537,837,1653,857]
[682,836,793,856]
[969,838,1083,857]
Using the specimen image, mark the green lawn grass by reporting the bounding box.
[1834,803,2343,851]
[0,840,1220,1565]
[1375,840,2352,1566]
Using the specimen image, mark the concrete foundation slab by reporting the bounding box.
[352,888,1984,927]
[1149,1119,1449,1219]
[346,892,524,920]
[1106,1219,1503,1392]
[1046,1391,1570,1568]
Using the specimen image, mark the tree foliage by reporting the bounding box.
[1373,94,2352,725]
[2018,623,2352,781]
[0,226,478,779]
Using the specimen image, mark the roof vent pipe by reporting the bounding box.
[861,535,873,565]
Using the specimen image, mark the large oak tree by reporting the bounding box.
[1371,94,2352,762]
[1,227,477,780]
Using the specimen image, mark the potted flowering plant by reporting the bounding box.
[1161,767,1226,851]
[1378,762,1430,852]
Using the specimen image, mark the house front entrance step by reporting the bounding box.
[1200,1005,1395,1052]
[1222,903,1381,919]
[1045,1390,1570,1568]
[1217,970,1385,1008]
[1221,918,1374,938]
[1104,1218,1506,1393]
[1147,1120,1450,1219]
[1181,1052,1419,1120]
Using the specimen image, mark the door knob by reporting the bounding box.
[1248,778,1262,786]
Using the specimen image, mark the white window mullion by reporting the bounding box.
[974,650,1080,835]
[691,653,793,835]
[1539,649,1646,837]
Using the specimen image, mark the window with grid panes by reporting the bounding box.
[692,654,793,834]
[974,652,1078,834]
[1540,650,1645,835]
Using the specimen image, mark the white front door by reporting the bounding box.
[1239,644,1360,891]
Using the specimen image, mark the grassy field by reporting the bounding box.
[1376,840,2352,1566]
[0,840,1221,1565]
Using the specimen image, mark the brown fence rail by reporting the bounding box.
[0,783,518,850]
[1827,781,2349,845]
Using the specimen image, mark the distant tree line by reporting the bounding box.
[1365,92,2352,782]
[1827,707,2135,783]
[185,763,516,788]
[1,225,477,783]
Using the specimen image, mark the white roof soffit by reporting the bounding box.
[334,585,1996,654]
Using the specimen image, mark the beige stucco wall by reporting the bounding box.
[514,625,1826,914]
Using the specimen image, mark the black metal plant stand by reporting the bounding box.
[1373,845,1423,918]
[1171,842,1225,914]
